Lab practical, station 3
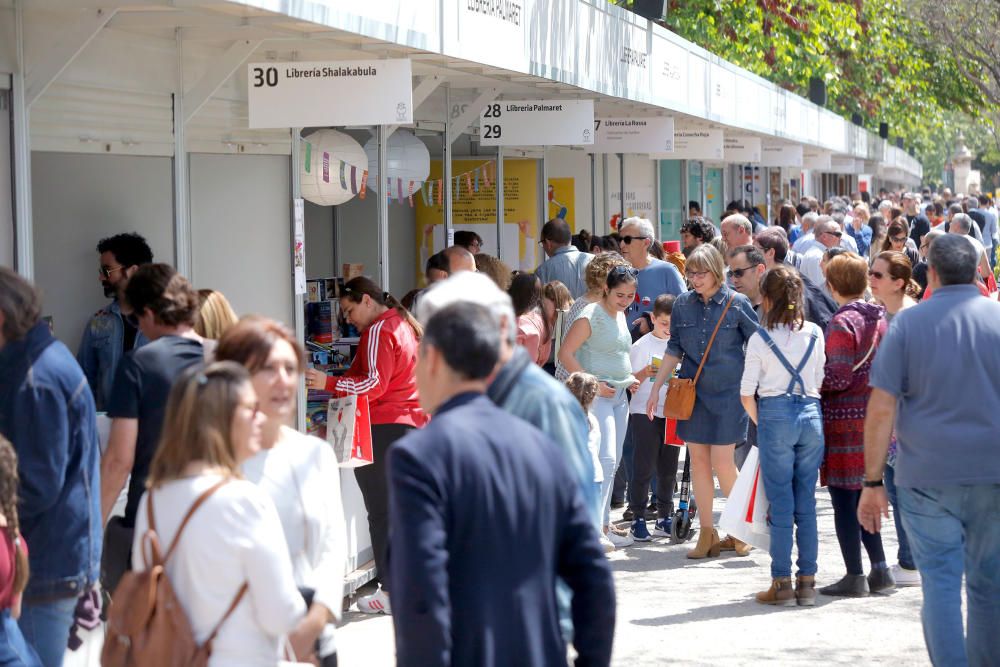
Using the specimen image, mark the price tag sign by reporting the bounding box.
[479,99,594,146]
[248,59,413,129]
[586,117,674,154]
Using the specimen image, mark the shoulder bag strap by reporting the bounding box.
[162,477,232,563]
[202,582,249,649]
[692,295,736,385]
[851,331,878,372]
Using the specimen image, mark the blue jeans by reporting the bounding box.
[897,485,1000,667]
[883,464,915,570]
[0,611,40,666]
[593,389,629,527]
[18,597,76,667]
[756,395,825,578]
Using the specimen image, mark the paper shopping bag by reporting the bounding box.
[326,394,373,467]
[718,448,770,551]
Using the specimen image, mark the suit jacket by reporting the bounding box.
[388,392,615,667]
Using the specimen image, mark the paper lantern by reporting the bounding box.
[300,129,368,206]
[363,130,431,192]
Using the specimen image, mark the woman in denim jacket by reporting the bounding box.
[647,245,759,559]
[740,266,826,607]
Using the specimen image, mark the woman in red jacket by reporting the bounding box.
[305,277,426,615]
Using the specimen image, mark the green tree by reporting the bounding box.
[657,0,987,180]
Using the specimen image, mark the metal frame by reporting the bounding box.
[12,0,32,278]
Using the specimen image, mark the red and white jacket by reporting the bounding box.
[324,309,427,428]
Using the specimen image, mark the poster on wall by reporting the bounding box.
[547,178,576,228]
[607,187,655,222]
[415,159,539,285]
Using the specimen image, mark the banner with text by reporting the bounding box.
[760,143,804,168]
[248,59,413,128]
[651,130,723,160]
[724,136,762,163]
[479,99,594,146]
[586,117,674,154]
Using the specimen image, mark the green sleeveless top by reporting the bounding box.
[576,302,636,389]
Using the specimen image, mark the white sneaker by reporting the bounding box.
[356,587,392,614]
[608,531,634,548]
[891,564,921,587]
[599,535,616,553]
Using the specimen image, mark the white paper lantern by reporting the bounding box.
[300,129,368,206]
[363,130,431,193]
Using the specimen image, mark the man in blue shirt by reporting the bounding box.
[535,218,593,298]
[617,217,685,328]
[390,301,615,667]
[77,232,153,410]
[861,234,1000,667]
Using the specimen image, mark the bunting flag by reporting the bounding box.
[350,165,358,194]
[437,179,443,205]
[421,181,431,206]
[465,172,473,194]
[474,168,480,193]
[304,141,312,173]
[360,170,369,199]
[483,161,491,188]
[408,180,415,207]
[339,161,347,190]
[322,152,330,183]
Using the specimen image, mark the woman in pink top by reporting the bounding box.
[0,436,40,666]
[509,273,552,366]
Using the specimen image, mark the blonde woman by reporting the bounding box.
[194,289,239,340]
[130,362,305,666]
[647,245,760,559]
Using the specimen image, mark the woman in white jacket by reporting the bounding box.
[218,316,347,666]
[131,361,305,666]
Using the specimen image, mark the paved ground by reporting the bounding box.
[336,486,932,666]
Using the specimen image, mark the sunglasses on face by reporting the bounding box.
[825,231,843,239]
[729,264,761,279]
[620,235,649,245]
[868,270,885,280]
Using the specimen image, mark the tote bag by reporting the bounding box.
[326,394,374,467]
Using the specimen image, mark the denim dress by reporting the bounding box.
[666,285,760,444]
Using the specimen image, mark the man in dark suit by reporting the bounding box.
[388,302,616,667]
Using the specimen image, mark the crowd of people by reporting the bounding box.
[0,184,996,666]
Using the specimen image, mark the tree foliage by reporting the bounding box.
[658,0,988,181]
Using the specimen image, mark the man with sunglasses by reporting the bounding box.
[799,218,843,289]
[617,217,685,331]
[77,233,153,411]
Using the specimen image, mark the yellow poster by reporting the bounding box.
[415,158,539,285]
[546,177,575,231]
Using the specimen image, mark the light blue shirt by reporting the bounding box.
[626,258,685,327]
[535,246,593,299]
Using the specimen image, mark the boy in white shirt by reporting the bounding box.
[627,295,682,541]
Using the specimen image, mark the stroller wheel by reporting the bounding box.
[670,511,693,544]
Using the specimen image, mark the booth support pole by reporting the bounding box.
[654,159,661,239]
[618,153,625,220]
[443,86,454,245]
[495,146,504,260]
[601,154,609,233]
[590,153,597,235]
[12,0,33,279]
[290,129,306,431]
[377,124,390,289]
[173,31,192,278]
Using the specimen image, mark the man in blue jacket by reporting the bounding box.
[389,302,615,667]
[0,268,102,667]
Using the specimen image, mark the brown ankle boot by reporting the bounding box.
[755,577,795,606]
[686,528,721,559]
[795,575,817,606]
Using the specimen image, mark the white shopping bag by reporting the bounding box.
[719,447,770,551]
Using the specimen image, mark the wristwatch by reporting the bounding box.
[863,479,884,488]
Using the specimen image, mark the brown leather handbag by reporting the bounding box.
[663,294,736,420]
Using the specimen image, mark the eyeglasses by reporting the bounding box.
[686,269,710,280]
[868,270,885,280]
[729,263,761,279]
[890,235,907,243]
[99,265,125,279]
[239,401,260,418]
[620,235,649,245]
[919,243,929,250]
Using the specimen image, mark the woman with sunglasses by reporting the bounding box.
[559,266,640,550]
[127,362,306,666]
[646,245,760,559]
[303,277,426,615]
[880,220,920,266]
[218,317,346,666]
[865,251,922,588]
